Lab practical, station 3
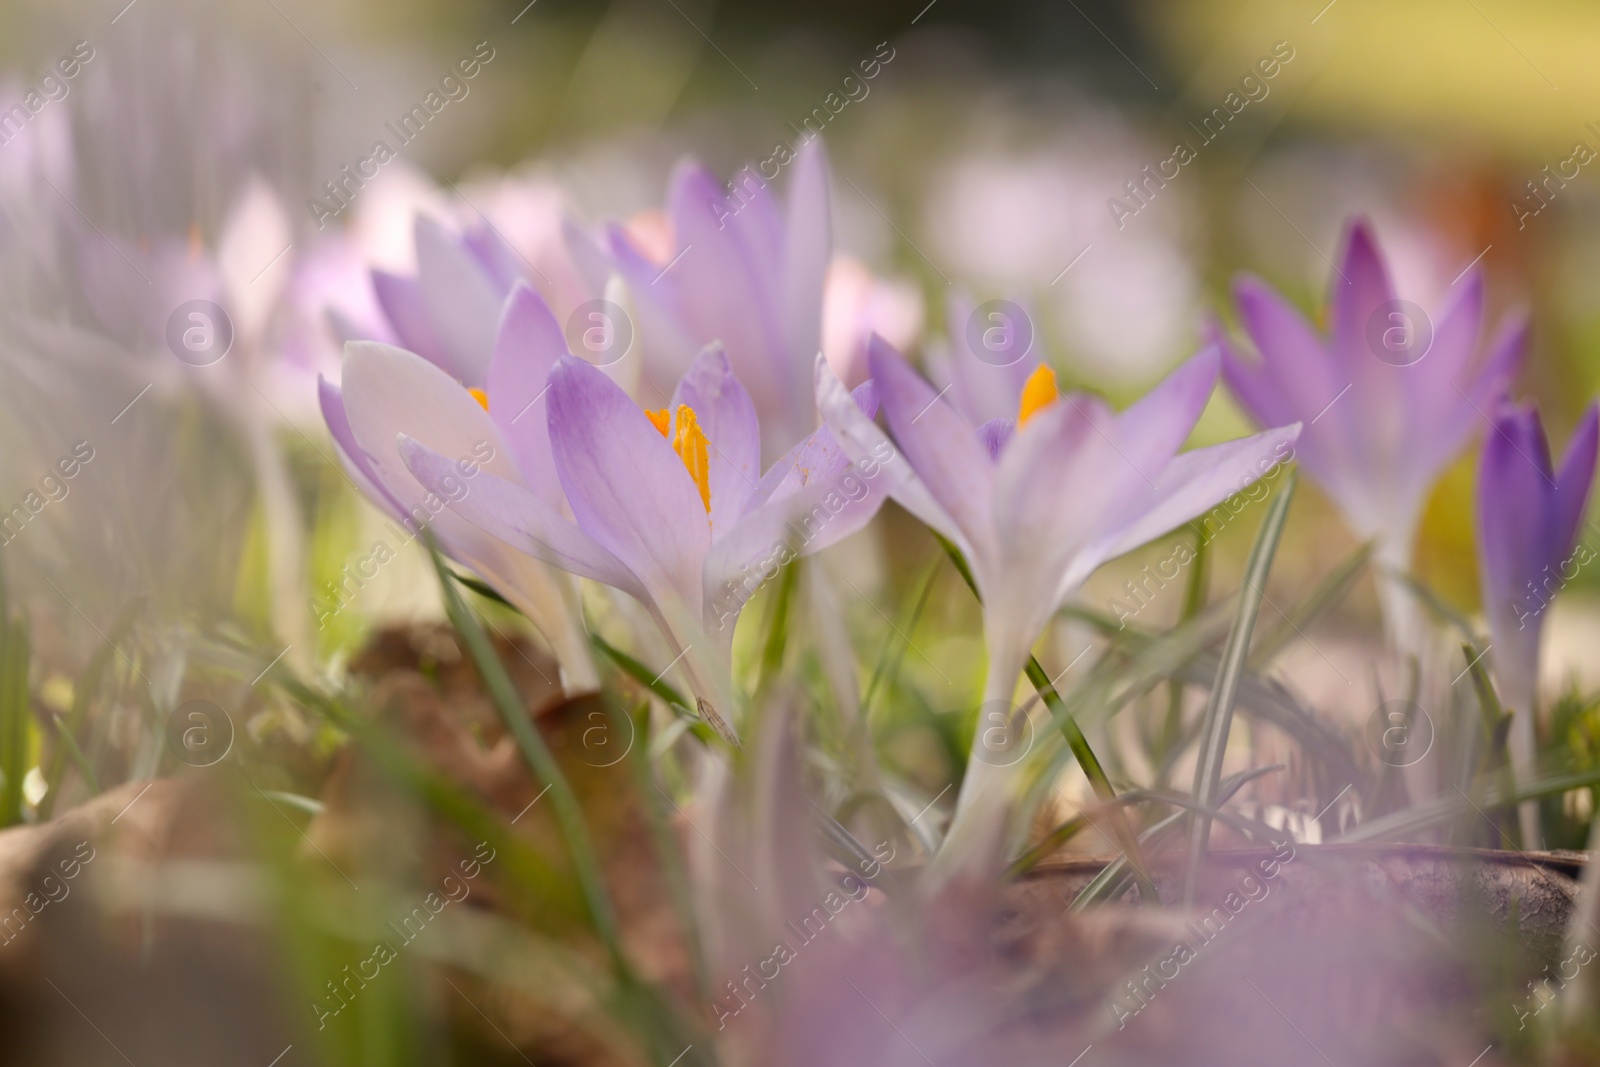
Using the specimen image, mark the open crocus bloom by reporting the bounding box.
[1477,401,1599,845]
[817,337,1301,860]
[319,283,601,692]
[1214,218,1525,643]
[399,324,888,744]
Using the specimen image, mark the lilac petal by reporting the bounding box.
[1477,405,1555,700]
[340,341,518,516]
[487,283,567,506]
[1114,347,1220,477]
[547,355,711,611]
[815,350,962,553]
[704,462,886,625]
[1553,403,1600,551]
[752,382,878,511]
[562,213,612,294]
[941,290,1043,426]
[415,215,506,385]
[670,345,762,530]
[462,223,524,294]
[372,270,449,371]
[318,375,400,514]
[1232,277,1344,430]
[604,223,701,387]
[1466,312,1529,412]
[338,341,591,642]
[667,160,789,450]
[400,435,645,598]
[1328,218,1398,360]
[1408,270,1483,396]
[1214,318,1295,430]
[1064,423,1303,595]
[869,337,998,562]
[779,137,832,436]
[990,400,1148,644]
[975,418,1015,461]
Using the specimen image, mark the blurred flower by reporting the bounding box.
[818,339,1299,864]
[1477,401,1599,844]
[1214,218,1524,645]
[820,255,923,389]
[921,137,1198,386]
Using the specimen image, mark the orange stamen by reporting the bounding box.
[468,387,490,412]
[646,408,672,436]
[671,405,712,514]
[1017,364,1060,428]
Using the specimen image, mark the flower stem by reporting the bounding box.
[934,535,1161,902]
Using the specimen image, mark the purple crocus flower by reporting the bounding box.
[1214,218,1525,642]
[319,283,602,692]
[591,139,832,460]
[817,338,1301,861]
[394,301,888,743]
[1477,401,1599,845]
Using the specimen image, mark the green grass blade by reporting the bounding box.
[756,558,801,692]
[1160,524,1212,763]
[1184,473,1297,904]
[428,544,628,964]
[1333,765,1600,842]
[1068,764,1279,908]
[859,555,942,724]
[48,714,99,797]
[0,617,29,827]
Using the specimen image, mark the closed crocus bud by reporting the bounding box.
[1476,401,1599,846]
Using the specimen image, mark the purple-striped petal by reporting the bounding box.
[869,337,999,563]
[487,283,567,507]
[372,270,449,371]
[415,215,505,385]
[400,435,645,598]
[547,355,711,611]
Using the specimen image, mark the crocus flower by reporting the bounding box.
[1214,218,1525,643]
[591,139,832,460]
[1476,401,1599,845]
[392,294,888,742]
[817,338,1301,862]
[321,284,603,692]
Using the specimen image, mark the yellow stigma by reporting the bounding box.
[1017,364,1060,428]
[468,387,490,412]
[645,408,672,436]
[670,405,712,514]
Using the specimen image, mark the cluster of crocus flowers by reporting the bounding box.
[1214,219,1526,648]
[348,281,886,741]
[817,336,1301,863]
[1477,403,1599,845]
